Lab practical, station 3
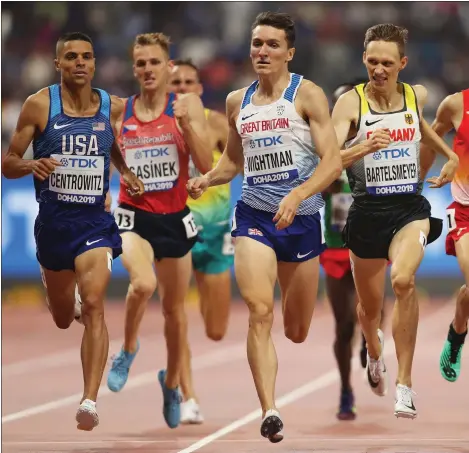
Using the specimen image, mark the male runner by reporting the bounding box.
[1,32,143,431]
[420,90,468,382]
[188,12,342,442]
[106,33,211,429]
[332,23,458,419]
[169,59,233,424]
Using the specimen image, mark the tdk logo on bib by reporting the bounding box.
[373,148,410,160]
[249,136,283,149]
[134,148,170,159]
[60,157,99,168]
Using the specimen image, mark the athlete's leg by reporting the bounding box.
[196,269,231,341]
[122,232,157,352]
[350,253,388,396]
[440,234,469,382]
[326,271,356,393]
[39,267,77,329]
[277,258,319,344]
[388,219,430,389]
[235,237,277,414]
[107,232,156,392]
[73,247,113,430]
[154,252,192,428]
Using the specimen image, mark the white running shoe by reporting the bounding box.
[365,329,388,396]
[76,399,99,431]
[180,398,204,425]
[260,409,284,443]
[394,384,417,419]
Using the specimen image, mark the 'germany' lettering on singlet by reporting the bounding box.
[345,82,422,198]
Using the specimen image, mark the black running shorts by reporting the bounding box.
[342,195,443,260]
[114,203,199,260]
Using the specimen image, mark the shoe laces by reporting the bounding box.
[396,385,416,405]
[110,351,131,376]
[449,342,463,364]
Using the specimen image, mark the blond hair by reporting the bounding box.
[133,32,171,57]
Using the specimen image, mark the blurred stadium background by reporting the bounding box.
[2,1,468,306]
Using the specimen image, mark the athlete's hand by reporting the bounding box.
[426,155,459,188]
[366,128,392,153]
[173,98,190,129]
[122,170,144,197]
[273,189,303,230]
[187,176,209,200]
[104,191,112,212]
[31,158,62,181]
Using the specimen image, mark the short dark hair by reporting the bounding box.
[251,11,295,48]
[173,58,200,79]
[364,24,408,58]
[56,32,93,56]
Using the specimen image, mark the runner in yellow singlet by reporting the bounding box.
[169,59,233,424]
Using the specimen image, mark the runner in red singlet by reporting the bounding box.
[106,32,212,429]
[421,89,468,382]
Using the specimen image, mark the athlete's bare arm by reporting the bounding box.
[187,90,244,199]
[332,90,391,168]
[109,96,144,196]
[175,93,212,174]
[2,89,62,180]
[414,85,459,187]
[208,109,229,153]
[420,91,463,179]
[293,81,342,199]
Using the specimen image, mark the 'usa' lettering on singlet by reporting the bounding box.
[125,143,180,192]
[364,144,418,196]
[244,134,298,186]
[49,134,104,205]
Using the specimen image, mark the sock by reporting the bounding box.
[449,322,467,344]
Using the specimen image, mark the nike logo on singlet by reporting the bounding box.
[365,119,383,126]
[53,122,72,129]
[241,113,258,121]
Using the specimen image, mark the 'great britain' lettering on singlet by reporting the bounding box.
[236,73,323,215]
[32,84,114,207]
[345,82,423,199]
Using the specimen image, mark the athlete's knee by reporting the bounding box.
[357,301,381,321]
[391,268,415,298]
[284,323,308,344]
[205,324,226,342]
[81,294,105,321]
[47,295,74,329]
[245,296,274,329]
[129,275,157,301]
[52,312,74,330]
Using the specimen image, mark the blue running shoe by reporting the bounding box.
[337,389,356,421]
[158,369,181,429]
[107,340,140,392]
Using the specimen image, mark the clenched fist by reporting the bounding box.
[172,97,190,129]
[32,158,62,181]
[187,176,209,200]
[366,128,392,153]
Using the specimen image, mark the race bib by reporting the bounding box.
[222,232,235,255]
[446,208,456,232]
[125,144,180,192]
[331,192,353,230]
[364,144,418,196]
[244,134,298,186]
[49,153,104,205]
[182,212,198,239]
[114,206,135,230]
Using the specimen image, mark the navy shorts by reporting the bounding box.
[231,200,326,262]
[34,210,122,272]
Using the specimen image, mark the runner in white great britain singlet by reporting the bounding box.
[237,73,323,214]
[345,82,422,199]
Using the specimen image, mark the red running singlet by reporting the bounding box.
[118,92,189,214]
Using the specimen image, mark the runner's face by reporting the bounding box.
[133,44,172,92]
[250,25,294,75]
[169,65,203,96]
[363,41,407,91]
[56,40,95,86]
